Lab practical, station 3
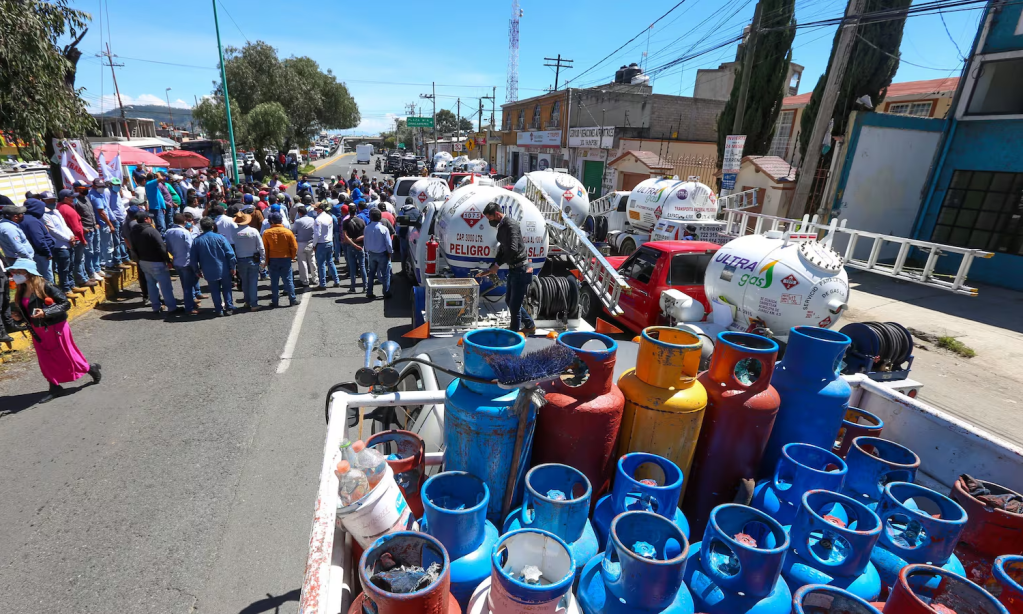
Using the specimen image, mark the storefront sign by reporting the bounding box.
[568,126,614,149]
[722,134,746,191]
[516,130,562,146]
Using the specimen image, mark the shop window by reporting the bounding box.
[931,170,1023,254]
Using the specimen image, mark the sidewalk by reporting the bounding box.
[843,271,1023,444]
[1,264,139,361]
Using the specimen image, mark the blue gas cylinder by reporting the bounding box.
[683,504,792,614]
[577,511,694,613]
[759,327,852,479]
[504,463,599,583]
[592,452,690,546]
[752,443,848,527]
[841,437,920,510]
[445,328,536,523]
[782,490,883,601]
[791,585,881,614]
[869,482,968,593]
[420,471,501,611]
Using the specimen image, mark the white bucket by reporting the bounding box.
[337,465,417,548]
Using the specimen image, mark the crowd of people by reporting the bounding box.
[1,165,405,341]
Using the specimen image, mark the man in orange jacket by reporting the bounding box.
[261,211,298,307]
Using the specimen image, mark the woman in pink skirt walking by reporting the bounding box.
[8,258,101,402]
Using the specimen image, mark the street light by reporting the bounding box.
[165,87,174,128]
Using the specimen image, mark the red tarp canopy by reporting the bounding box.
[93,143,169,167]
[158,149,210,169]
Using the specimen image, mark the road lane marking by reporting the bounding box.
[276,291,311,374]
[313,152,352,173]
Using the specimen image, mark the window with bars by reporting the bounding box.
[887,101,932,116]
[768,110,795,157]
[503,112,511,130]
[530,104,542,129]
[931,170,1023,254]
[515,110,524,130]
[548,100,561,128]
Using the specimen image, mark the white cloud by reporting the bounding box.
[346,112,408,136]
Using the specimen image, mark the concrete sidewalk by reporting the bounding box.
[843,271,1023,444]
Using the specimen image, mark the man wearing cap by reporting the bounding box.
[39,192,75,293]
[55,190,95,289]
[164,213,200,315]
[88,178,116,271]
[132,210,179,315]
[342,201,367,294]
[72,183,102,281]
[122,205,151,305]
[314,202,342,290]
[107,178,130,267]
[261,211,298,307]
[292,205,317,287]
[232,209,265,310]
[190,216,237,316]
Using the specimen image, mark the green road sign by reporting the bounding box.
[397,143,406,149]
[407,117,434,128]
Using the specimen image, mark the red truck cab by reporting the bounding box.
[602,240,720,334]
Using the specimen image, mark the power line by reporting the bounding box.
[855,32,962,71]
[216,0,251,44]
[939,9,967,60]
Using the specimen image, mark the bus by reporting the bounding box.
[179,139,240,178]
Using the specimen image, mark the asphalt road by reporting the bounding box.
[0,150,415,613]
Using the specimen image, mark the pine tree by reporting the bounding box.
[716,0,797,165]
[798,0,911,159]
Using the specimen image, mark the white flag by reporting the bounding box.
[97,151,108,181]
[60,143,99,184]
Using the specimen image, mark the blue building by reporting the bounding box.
[914,0,1023,289]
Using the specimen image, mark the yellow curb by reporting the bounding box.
[0,264,139,362]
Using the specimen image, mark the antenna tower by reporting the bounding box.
[506,0,521,103]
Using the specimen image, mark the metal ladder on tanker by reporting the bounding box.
[490,176,631,317]
[719,208,993,296]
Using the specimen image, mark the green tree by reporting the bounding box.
[798,0,911,159]
[192,96,245,143]
[195,40,360,151]
[246,102,288,154]
[716,0,796,163]
[1,0,95,180]
[434,109,473,134]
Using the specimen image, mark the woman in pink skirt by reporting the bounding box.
[8,257,101,402]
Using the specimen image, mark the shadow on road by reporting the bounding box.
[237,588,300,614]
[0,380,95,417]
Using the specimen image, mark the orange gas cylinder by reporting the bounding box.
[616,327,707,501]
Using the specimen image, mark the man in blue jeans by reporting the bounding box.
[342,204,367,294]
[232,210,265,310]
[363,207,392,300]
[164,213,198,314]
[189,216,237,316]
[313,203,341,289]
[144,173,167,234]
[130,211,179,315]
[481,202,535,335]
[261,211,298,307]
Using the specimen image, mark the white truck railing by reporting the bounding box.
[516,176,630,317]
[588,192,617,217]
[718,188,759,212]
[720,209,993,296]
[494,176,515,188]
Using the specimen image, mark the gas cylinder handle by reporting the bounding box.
[361,597,378,614]
[600,535,623,583]
[520,490,535,527]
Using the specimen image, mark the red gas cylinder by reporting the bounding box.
[880,564,1009,614]
[367,429,427,518]
[348,531,461,614]
[683,331,781,538]
[950,476,1023,594]
[532,331,624,500]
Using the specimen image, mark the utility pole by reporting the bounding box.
[490,85,496,128]
[212,0,238,181]
[457,98,461,150]
[732,1,763,135]
[419,84,436,158]
[789,0,865,217]
[99,43,130,140]
[543,54,574,91]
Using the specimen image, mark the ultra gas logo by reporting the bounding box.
[739,260,780,289]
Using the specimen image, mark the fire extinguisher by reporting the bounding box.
[425,236,439,275]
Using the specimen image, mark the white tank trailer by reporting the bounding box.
[512,169,590,226]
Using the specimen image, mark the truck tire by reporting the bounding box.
[618,237,637,257]
[579,285,599,323]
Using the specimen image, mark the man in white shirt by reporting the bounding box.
[292,205,317,287]
[39,191,76,293]
[213,204,239,249]
[182,196,205,226]
[313,202,340,289]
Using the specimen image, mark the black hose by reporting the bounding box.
[594,216,610,242]
[528,276,580,319]
[861,322,913,371]
[388,357,497,385]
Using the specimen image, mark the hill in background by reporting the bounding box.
[95,105,193,127]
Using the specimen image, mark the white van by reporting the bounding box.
[288,149,303,165]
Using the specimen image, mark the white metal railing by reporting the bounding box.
[719,209,994,296]
[520,176,630,316]
[588,192,617,217]
[494,176,516,188]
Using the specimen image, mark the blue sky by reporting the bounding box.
[74,0,983,135]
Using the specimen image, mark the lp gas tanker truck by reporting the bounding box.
[604,176,724,256]
[512,169,590,226]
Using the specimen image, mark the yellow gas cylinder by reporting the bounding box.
[616,327,707,501]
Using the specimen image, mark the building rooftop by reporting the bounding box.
[782,77,960,107]
[743,155,797,182]
[608,149,674,171]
